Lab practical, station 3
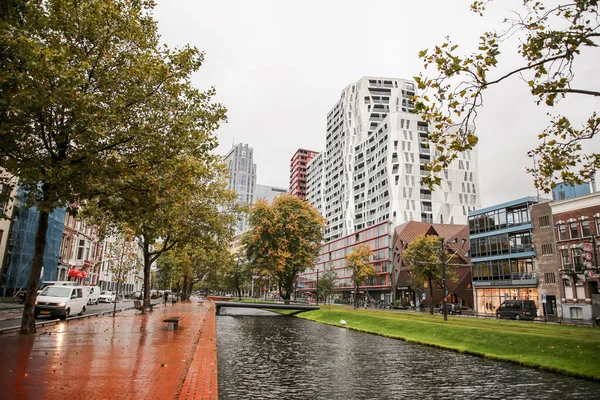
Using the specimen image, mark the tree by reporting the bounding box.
[317,263,338,308]
[1,0,228,333]
[345,244,376,310]
[104,228,141,315]
[414,0,599,192]
[244,194,325,304]
[403,235,458,315]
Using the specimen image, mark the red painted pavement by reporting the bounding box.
[0,299,218,399]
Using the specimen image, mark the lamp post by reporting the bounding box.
[316,269,319,306]
[441,237,448,321]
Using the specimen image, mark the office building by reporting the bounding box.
[224,143,257,234]
[255,184,287,204]
[468,197,543,316]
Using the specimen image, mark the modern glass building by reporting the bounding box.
[2,192,66,295]
[468,197,544,315]
[298,221,393,304]
[224,143,257,234]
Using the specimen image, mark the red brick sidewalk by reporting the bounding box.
[0,299,218,399]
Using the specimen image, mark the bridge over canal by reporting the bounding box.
[214,301,319,315]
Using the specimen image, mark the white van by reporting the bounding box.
[35,285,86,320]
[38,280,77,293]
[85,286,101,305]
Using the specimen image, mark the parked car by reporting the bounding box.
[84,286,101,305]
[98,291,116,303]
[439,303,462,315]
[496,300,537,320]
[35,285,86,320]
[132,291,143,300]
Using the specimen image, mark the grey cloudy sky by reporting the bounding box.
[154,0,599,208]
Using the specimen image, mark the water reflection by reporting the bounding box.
[217,309,600,399]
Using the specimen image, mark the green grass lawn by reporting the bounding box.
[284,306,600,380]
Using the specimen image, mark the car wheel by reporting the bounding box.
[496,312,502,319]
[61,308,70,320]
[79,306,86,316]
[95,299,99,305]
[515,314,521,321]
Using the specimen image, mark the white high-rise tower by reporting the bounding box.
[225,143,256,234]
[307,77,481,241]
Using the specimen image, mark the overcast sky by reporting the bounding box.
[154,0,599,208]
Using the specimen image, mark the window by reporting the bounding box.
[572,248,584,270]
[538,215,550,228]
[581,219,590,237]
[561,249,570,267]
[76,239,85,260]
[544,272,556,284]
[541,243,553,256]
[558,224,567,240]
[569,221,579,238]
[569,307,583,320]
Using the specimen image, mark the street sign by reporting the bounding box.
[421,293,426,300]
[542,294,547,303]
[504,292,508,299]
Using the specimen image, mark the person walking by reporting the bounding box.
[163,291,169,306]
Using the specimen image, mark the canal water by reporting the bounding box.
[217,308,600,399]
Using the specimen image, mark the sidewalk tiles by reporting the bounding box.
[0,300,218,399]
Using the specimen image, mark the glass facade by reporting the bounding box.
[298,222,392,295]
[4,196,66,293]
[476,288,539,315]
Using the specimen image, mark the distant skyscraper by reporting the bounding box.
[225,143,256,234]
[255,184,287,204]
[306,76,481,241]
[290,149,318,200]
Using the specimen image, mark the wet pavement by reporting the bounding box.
[0,299,217,399]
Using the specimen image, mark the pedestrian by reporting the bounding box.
[163,291,168,306]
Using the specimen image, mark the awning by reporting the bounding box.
[68,269,84,278]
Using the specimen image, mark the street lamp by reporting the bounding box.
[316,269,319,306]
[441,237,447,321]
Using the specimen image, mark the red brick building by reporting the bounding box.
[550,192,600,321]
[289,149,317,200]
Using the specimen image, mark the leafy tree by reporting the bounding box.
[317,263,338,306]
[104,228,141,315]
[0,0,228,333]
[403,235,457,315]
[244,194,325,304]
[345,244,376,310]
[414,0,599,192]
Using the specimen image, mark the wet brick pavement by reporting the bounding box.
[0,299,217,399]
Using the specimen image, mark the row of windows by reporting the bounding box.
[468,205,531,234]
[557,218,598,240]
[470,232,533,258]
[472,259,534,281]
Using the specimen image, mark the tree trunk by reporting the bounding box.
[20,208,50,334]
[428,277,434,315]
[142,237,151,313]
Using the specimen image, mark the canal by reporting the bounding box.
[217,308,600,399]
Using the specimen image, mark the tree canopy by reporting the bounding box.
[0,0,231,332]
[243,194,325,303]
[344,243,376,309]
[403,234,457,315]
[414,0,599,192]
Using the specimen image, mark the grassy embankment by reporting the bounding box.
[269,305,600,380]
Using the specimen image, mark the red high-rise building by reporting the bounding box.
[289,149,318,200]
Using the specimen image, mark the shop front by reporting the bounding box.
[474,286,539,316]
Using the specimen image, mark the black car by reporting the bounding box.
[496,300,537,320]
[439,303,461,315]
